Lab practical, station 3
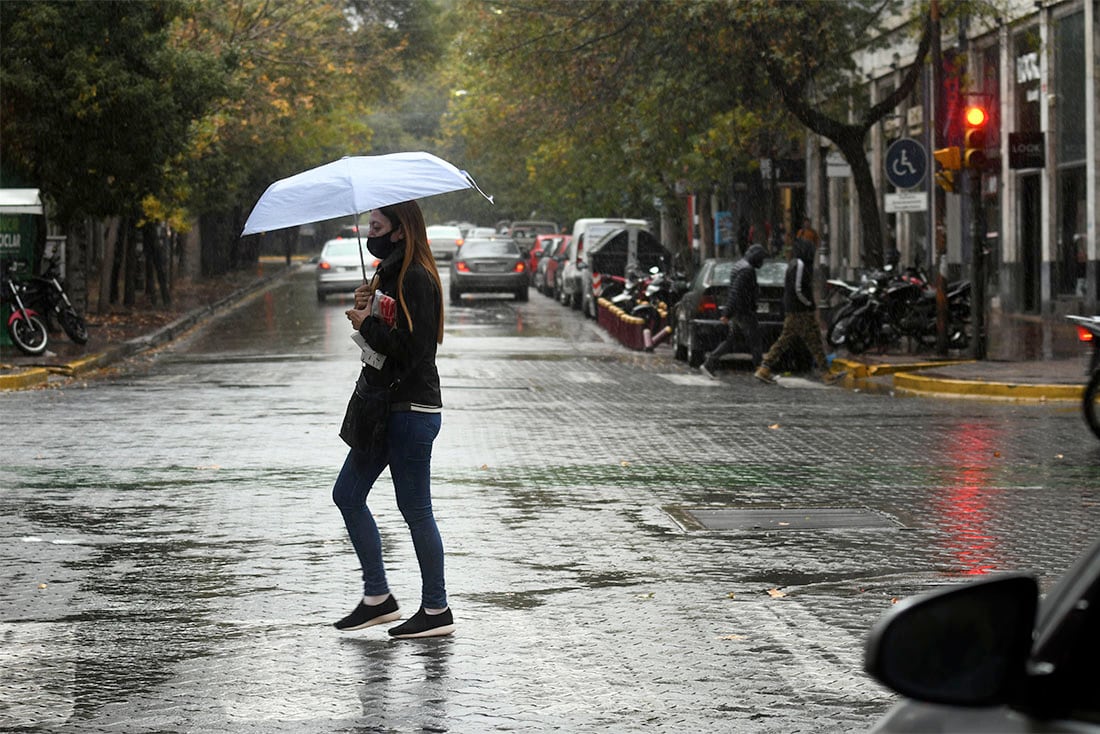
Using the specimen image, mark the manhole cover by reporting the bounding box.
[666,506,901,531]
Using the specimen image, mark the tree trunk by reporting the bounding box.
[123,217,137,307]
[840,136,885,269]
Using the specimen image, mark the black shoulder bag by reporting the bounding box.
[338,368,410,454]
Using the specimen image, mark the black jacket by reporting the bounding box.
[356,248,442,409]
[783,239,817,314]
[721,244,766,317]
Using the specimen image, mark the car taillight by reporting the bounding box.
[514,262,525,273]
[372,259,381,267]
[456,238,464,248]
[700,295,718,314]
[318,261,332,271]
[455,261,471,273]
[1078,326,1094,342]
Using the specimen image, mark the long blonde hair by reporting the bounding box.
[376,201,445,344]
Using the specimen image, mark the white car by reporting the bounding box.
[426,224,464,261]
[315,238,375,301]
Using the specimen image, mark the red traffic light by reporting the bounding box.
[965,105,988,128]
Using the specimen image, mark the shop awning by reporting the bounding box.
[0,189,44,215]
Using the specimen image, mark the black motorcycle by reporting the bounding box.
[24,256,88,345]
[1,259,49,356]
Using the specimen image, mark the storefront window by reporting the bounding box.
[1054,11,1085,296]
[1055,12,1085,163]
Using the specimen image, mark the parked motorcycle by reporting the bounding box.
[1067,314,1100,439]
[827,266,971,354]
[24,256,89,344]
[1,259,49,356]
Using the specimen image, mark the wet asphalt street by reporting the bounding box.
[3,266,1100,733]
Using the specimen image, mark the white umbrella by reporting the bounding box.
[241,152,492,278]
[242,152,492,236]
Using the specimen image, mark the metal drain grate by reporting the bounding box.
[666,506,901,531]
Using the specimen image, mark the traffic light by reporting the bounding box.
[963,104,989,169]
[933,147,960,192]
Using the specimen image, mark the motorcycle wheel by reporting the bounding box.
[1084,369,1100,440]
[60,308,89,344]
[9,313,48,356]
[842,318,870,355]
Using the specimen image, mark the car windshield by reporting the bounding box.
[322,240,364,259]
[461,240,520,257]
[757,260,786,286]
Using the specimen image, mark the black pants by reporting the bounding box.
[705,312,762,368]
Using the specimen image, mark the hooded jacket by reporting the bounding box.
[783,238,817,314]
[355,246,442,410]
[720,244,767,317]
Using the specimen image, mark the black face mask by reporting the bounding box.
[366,230,400,260]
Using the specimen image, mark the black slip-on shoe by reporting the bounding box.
[388,607,455,639]
[334,594,401,632]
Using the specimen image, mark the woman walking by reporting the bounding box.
[332,200,453,638]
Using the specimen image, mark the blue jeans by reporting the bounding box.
[332,410,446,609]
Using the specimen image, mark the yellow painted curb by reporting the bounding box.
[893,371,1082,402]
[0,367,49,390]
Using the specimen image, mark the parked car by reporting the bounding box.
[671,257,807,369]
[508,220,559,256]
[449,237,529,304]
[560,218,649,309]
[528,234,567,279]
[865,534,1100,733]
[470,226,498,238]
[315,238,377,301]
[426,224,464,261]
[536,235,571,297]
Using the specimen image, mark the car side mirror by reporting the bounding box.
[864,573,1038,707]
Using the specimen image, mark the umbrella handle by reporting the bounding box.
[355,225,368,283]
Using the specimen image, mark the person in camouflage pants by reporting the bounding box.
[754,237,837,385]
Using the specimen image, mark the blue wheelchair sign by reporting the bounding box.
[885,138,927,189]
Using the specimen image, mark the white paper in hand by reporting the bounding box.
[351,332,387,370]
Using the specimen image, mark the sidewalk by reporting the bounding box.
[0,261,294,390]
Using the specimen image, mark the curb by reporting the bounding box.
[833,356,1081,402]
[0,269,290,391]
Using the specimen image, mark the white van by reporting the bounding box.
[559,217,649,309]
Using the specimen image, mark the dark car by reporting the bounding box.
[865,535,1100,733]
[536,235,571,298]
[449,237,529,304]
[671,257,792,368]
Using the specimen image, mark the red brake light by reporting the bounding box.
[456,238,464,247]
[514,262,525,273]
[455,261,471,273]
[372,259,381,267]
[318,261,332,271]
[1077,325,1094,342]
[699,295,718,314]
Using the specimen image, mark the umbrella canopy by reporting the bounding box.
[241,151,492,236]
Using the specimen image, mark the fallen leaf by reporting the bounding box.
[1056,454,1064,459]
[777,521,790,526]
[726,592,736,599]
[480,464,489,470]
[718,634,747,641]
[38,583,47,589]
[891,597,899,604]
[767,588,786,598]
[635,592,654,599]
[993,451,1002,458]
[620,460,631,467]
[768,423,780,430]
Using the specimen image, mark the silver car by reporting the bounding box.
[315,238,375,301]
[448,237,528,304]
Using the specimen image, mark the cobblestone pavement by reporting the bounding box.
[2,269,1099,733]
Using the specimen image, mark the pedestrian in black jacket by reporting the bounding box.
[754,238,836,385]
[701,244,767,378]
[332,199,455,639]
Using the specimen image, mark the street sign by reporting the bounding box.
[885,191,928,213]
[885,138,927,189]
